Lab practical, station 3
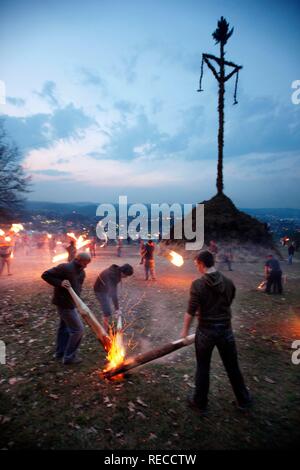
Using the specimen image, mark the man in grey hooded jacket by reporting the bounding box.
[181,250,251,414]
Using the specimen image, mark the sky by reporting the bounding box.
[1,0,300,208]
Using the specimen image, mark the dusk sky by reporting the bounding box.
[1,0,300,207]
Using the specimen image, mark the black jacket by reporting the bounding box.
[142,243,155,261]
[187,271,235,326]
[93,264,121,309]
[41,260,86,309]
[288,245,295,256]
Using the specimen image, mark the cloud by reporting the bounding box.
[49,103,95,140]
[78,67,106,89]
[121,52,139,84]
[225,94,300,157]
[32,169,71,177]
[6,96,26,107]
[3,103,95,151]
[34,80,60,107]
[114,100,136,114]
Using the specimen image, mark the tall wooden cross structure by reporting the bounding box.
[198,17,243,194]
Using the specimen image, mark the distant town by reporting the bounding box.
[13,201,300,245]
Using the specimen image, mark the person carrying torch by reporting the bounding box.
[41,252,91,365]
[0,242,13,276]
[180,250,252,414]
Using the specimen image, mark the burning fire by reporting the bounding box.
[169,250,184,267]
[257,280,267,291]
[52,232,91,263]
[105,330,125,370]
[10,224,24,234]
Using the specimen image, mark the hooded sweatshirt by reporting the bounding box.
[187,271,236,326]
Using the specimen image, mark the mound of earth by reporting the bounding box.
[165,193,273,247]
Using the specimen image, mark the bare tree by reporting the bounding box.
[0,121,31,220]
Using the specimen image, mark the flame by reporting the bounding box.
[52,253,69,263]
[169,250,184,267]
[257,280,266,290]
[10,224,24,233]
[5,236,12,242]
[47,234,52,239]
[0,229,5,236]
[10,252,14,259]
[52,232,91,263]
[105,330,125,371]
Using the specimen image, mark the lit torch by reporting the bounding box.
[257,280,267,291]
[52,232,91,263]
[100,334,195,380]
[10,223,24,234]
[169,250,184,267]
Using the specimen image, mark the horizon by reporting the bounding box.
[25,199,300,211]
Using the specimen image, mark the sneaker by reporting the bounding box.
[232,399,253,412]
[53,353,63,361]
[63,357,82,365]
[187,395,208,416]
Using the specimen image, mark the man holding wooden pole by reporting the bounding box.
[181,250,252,414]
[42,252,91,365]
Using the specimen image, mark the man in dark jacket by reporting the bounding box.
[181,250,251,414]
[41,252,91,364]
[141,240,156,280]
[94,264,133,331]
[288,243,295,265]
[66,240,76,262]
[264,254,282,294]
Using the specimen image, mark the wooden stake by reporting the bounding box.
[66,286,110,350]
[100,334,195,380]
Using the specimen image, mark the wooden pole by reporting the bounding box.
[66,286,110,351]
[100,334,195,380]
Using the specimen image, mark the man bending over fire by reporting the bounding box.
[94,264,134,331]
[181,250,252,414]
[42,252,91,365]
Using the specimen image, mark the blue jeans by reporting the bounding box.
[265,271,282,294]
[144,260,156,280]
[95,291,113,317]
[194,324,251,409]
[56,307,84,362]
[288,254,293,265]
